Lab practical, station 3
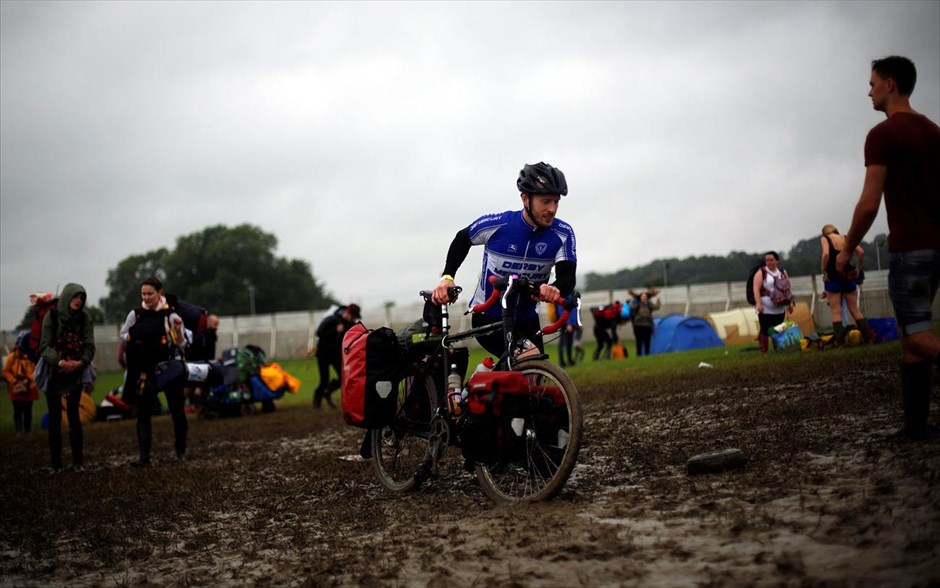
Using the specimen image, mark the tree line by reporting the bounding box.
[584,233,889,291]
[16,224,334,329]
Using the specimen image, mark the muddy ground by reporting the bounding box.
[1,350,938,587]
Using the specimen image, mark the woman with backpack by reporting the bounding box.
[820,224,871,346]
[752,251,795,353]
[38,283,96,472]
[118,277,189,466]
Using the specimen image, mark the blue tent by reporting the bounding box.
[650,314,724,354]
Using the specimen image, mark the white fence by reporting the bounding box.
[2,270,921,372]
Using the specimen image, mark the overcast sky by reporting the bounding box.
[1,1,938,329]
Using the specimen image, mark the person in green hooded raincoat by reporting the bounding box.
[39,283,96,472]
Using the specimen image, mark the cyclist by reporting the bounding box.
[431,161,577,357]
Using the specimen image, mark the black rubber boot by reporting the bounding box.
[70,427,84,468]
[856,318,871,344]
[897,362,931,440]
[174,424,187,461]
[135,421,152,465]
[359,430,372,459]
[313,389,323,410]
[832,321,846,347]
[325,393,337,409]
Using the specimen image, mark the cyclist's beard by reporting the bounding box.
[524,201,549,230]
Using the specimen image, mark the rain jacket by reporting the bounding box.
[39,283,96,370]
[3,348,40,402]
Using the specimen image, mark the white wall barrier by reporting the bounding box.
[2,270,923,372]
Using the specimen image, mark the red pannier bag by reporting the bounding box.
[341,323,403,428]
[462,370,568,466]
[466,371,531,417]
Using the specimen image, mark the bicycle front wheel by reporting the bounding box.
[475,359,583,503]
[371,374,436,492]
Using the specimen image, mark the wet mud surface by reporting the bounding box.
[2,352,938,587]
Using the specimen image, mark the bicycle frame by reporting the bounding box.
[371,275,583,500]
[416,274,576,392]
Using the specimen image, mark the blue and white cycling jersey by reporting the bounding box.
[467,210,577,319]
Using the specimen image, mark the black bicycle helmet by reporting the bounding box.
[516,162,568,196]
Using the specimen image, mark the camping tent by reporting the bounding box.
[705,302,816,346]
[650,314,724,354]
[704,308,760,345]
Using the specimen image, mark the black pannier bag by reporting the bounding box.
[397,299,446,357]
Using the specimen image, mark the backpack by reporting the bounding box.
[591,305,616,322]
[164,294,209,335]
[341,323,403,429]
[769,271,794,306]
[17,297,59,362]
[745,263,766,306]
[125,307,170,370]
[220,344,267,386]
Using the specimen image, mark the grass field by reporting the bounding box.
[0,336,903,434]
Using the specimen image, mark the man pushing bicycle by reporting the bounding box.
[431,161,578,356]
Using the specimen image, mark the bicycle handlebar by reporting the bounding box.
[469,275,579,335]
[420,285,462,304]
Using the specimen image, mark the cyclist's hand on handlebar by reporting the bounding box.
[536,283,561,304]
[431,278,457,305]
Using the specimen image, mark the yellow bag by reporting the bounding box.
[58,391,97,430]
[260,363,302,395]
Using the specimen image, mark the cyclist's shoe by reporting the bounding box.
[359,431,373,459]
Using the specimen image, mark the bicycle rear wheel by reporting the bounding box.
[475,359,583,503]
[371,374,436,492]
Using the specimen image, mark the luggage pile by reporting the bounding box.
[155,345,301,418]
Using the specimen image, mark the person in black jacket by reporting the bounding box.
[311,304,361,409]
[118,277,189,466]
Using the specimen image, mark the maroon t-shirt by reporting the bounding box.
[864,112,940,251]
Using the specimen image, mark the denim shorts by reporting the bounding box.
[888,249,940,336]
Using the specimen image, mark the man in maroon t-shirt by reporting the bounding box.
[839,55,940,440]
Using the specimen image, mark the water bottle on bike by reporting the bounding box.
[471,356,495,377]
[446,364,463,416]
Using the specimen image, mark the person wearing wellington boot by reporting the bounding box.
[39,283,96,472]
[838,56,939,440]
[119,277,190,465]
[820,224,871,346]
